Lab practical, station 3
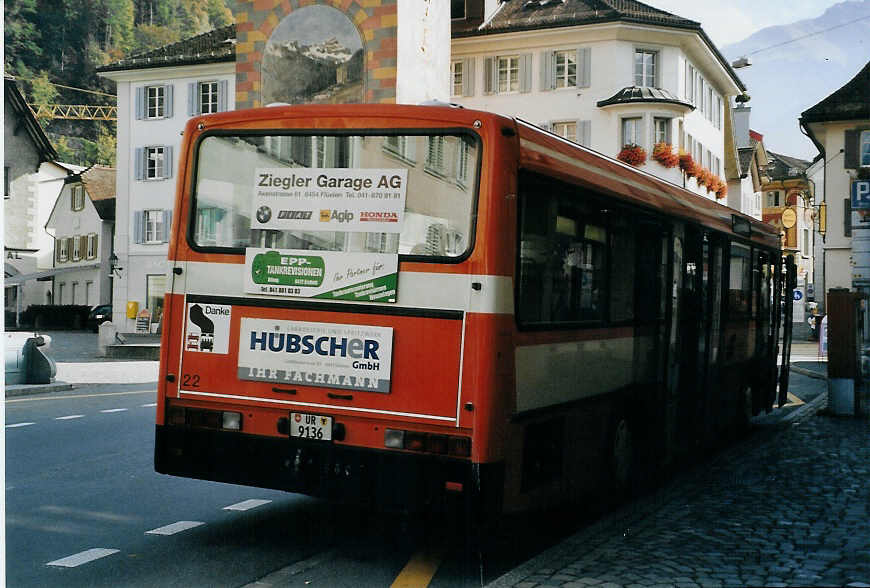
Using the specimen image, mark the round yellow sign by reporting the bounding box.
[781,207,797,229]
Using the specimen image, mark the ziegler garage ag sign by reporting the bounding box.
[237,318,394,393]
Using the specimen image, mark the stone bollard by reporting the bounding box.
[97,321,118,357]
[23,337,56,384]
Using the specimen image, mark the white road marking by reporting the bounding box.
[55,415,85,420]
[145,521,205,535]
[223,499,272,511]
[46,548,120,567]
[141,403,157,407]
[100,408,128,413]
[6,422,35,428]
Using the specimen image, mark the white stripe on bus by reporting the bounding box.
[174,261,514,315]
[178,390,457,423]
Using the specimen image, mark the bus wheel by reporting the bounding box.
[610,416,634,495]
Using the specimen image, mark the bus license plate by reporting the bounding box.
[290,413,333,441]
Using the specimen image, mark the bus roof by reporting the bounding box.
[185,103,780,250]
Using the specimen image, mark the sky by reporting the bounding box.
[650,0,844,46]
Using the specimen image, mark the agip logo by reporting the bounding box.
[319,210,354,223]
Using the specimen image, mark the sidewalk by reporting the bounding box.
[487,372,870,588]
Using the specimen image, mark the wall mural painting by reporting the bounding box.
[262,5,365,105]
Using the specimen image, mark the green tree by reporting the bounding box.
[4,0,42,77]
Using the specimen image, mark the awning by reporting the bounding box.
[4,263,101,285]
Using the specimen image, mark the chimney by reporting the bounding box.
[733,105,752,149]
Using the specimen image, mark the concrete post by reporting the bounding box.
[98,321,118,357]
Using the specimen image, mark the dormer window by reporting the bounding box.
[634,49,657,87]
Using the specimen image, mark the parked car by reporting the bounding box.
[87,305,112,332]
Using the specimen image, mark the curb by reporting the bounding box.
[791,365,827,380]
[5,382,75,397]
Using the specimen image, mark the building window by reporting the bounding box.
[552,121,577,143]
[146,85,165,119]
[86,233,98,259]
[451,61,463,97]
[57,237,69,263]
[802,228,810,257]
[146,147,165,180]
[383,135,416,163]
[199,81,219,114]
[456,140,470,187]
[71,184,85,211]
[622,117,642,147]
[498,56,520,93]
[654,117,671,144]
[144,210,164,244]
[634,49,657,87]
[713,156,721,177]
[685,63,695,103]
[425,136,447,176]
[58,283,65,304]
[706,86,714,122]
[861,130,870,166]
[767,191,781,207]
[146,274,167,325]
[72,235,82,261]
[554,50,577,89]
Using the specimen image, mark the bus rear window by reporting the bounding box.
[190,133,479,258]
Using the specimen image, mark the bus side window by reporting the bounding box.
[609,213,635,323]
[727,242,752,315]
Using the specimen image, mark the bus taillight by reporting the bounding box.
[384,429,470,457]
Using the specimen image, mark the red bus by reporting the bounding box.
[156,104,792,514]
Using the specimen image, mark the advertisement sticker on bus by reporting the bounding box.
[185,303,232,354]
[252,168,408,234]
[237,318,393,393]
[244,248,397,302]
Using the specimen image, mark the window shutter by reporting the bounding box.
[135,87,144,120]
[67,237,74,260]
[577,47,591,88]
[579,120,591,147]
[162,210,173,243]
[219,80,229,111]
[483,57,494,94]
[462,59,475,97]
[520,53,533,93]
[164,145,173,179]
[845,198,852,237]
[70,186,75,210]
[164,85,174,118]
[134,211,144,244]
[93,234,98,259]
[56,240,62,263]
[540,51,554,91]
[134,148,144,180]
[187,83,197,116]
[80,235,88,259]
[845,130,859,169]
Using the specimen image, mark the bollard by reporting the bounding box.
[97,321,118,357]
[23,337,56,384]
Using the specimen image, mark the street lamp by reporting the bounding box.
[109,253,123,277]
[731,56,752,69]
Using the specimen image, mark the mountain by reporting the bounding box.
[722,1,870,160]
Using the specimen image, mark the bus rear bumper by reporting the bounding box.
[155,425,502,513]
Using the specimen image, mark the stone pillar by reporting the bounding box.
[396,0,450,104]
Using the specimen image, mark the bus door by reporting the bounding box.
[703,235,726,434]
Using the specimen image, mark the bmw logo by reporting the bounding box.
[256,205,272,224]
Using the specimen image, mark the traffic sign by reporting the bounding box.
[851,180,870,210]
[793,290,803,301]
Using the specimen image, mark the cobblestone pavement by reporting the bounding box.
[490,374,870,588]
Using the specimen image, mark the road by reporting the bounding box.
[6,383,560,587]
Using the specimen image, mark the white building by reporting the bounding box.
[45,165,116,307]
[450,0,744,202]
[97,25,236,331]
